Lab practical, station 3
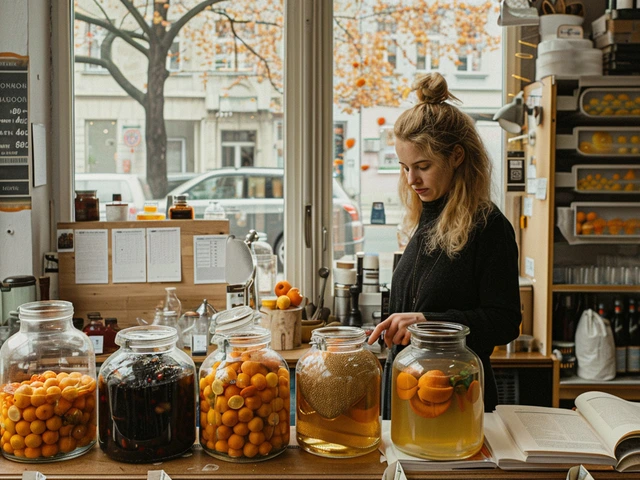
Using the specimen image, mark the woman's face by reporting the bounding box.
[396,138,460,202]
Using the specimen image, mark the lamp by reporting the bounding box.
[493,91,526,134]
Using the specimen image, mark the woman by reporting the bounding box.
[368,72,521,414]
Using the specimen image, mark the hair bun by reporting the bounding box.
[413,72,458,105]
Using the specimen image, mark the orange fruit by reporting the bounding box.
[276,295,291,310]
[417,385,454,404]
[274,280,292,297]
[586,212,597,222]
[286,288,303,307]
[576,211,586,223]
[409,395,452,418]
[417,370,450,389]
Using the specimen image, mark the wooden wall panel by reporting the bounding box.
[57,220,230,328]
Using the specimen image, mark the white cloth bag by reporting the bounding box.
[575,308,616,381]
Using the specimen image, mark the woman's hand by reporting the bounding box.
[368,312,426,348]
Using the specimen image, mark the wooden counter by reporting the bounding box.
[2,443,640,480]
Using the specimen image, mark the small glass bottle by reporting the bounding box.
[98,325,196,463]
[391,322,483,460]
[296,326,381,457]
[204,201,226,220]
[83,312,106,355]
[104,318,121,354]
[199,325,289,462]
[164,287,182,320]
[75,190,99,222]
[0,300,97,462]
[168,194,194,220]
[105,193,129,221]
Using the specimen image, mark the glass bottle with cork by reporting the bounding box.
[168,194,194,220]
[83,312,107,354]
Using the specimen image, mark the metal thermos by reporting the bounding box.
[333,268,356,324]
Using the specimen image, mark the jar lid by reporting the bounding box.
[18,300,74,321]
[2,275,37,287]
[116,325,179,349]
[311,325,367,343]
[75,190,97,195]
[212,306,254,334]
[408,321,470,338]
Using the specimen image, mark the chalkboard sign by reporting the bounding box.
[0,54,29,197]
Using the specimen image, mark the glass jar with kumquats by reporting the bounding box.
[98,325,196,463]
[296,326,381,458]
[0,300,97,462]
[391,322,483,460]
[199,325,290,462]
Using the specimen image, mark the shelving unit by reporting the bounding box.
[521,75,640,404]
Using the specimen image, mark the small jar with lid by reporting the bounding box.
[105,193,129,221]
[75,190,99,221]
[136,201,166,220]
[168,194,194,220]
[296,326,381,458]
[0,300,97,462]
[199,322,289,462]
[98,325,196,463]
[391,322,483,460]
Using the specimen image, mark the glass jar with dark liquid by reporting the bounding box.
[98,325,196,463]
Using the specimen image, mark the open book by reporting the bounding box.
[485,391,640,472]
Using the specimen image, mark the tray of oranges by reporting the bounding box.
[580,88,640,118]
[573,165,640,193]
[573,202,640,238]
[557,127,640,156]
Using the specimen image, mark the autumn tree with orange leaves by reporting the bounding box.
[74,0,498,197]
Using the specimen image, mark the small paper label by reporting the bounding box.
[525,257,535,278]
[523,197,534,217]
[191,335,208,355]
[90,335,104,354]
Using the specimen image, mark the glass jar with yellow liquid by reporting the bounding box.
[296,326,381,458]
[391,322,483,460]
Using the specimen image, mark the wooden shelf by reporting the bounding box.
[552,285,640,293]
[560,376,640,401]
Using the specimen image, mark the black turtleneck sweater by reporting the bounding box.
[384,197,521,414]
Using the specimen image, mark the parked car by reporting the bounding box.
[164,167,364,265]
[75,173,152,221]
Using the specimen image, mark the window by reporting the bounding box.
[84,24,106,72]
[64,0,503,293]
[167,39,181,72]
[84,120,117,173]
[221,130,256,168]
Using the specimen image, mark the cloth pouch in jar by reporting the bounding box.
[575,308,615,381]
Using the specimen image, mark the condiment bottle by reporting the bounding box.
[296,326,381,457]
[168,194,194,220]
[75,190,99,221]
[204,201,226,220]
[83,312,106,354]
[199,325,290,462]
[98,325,196,463]
[391,322,483,460]
[105,193,129,221]
[0,300,97,462]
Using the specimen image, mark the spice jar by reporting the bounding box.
[0,300,97,462]
[296,326,381,457]
[391,322,483,460]
[168,194,194,220]
[98,325,196,463]
[199,325,289,462]
[74,190,99,222]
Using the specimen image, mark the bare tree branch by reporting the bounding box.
[164,0,226,50]
[75,11,149,56]
[121,0,153,38]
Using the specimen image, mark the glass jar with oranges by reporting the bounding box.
[391,322,483,460]
[199,325,290,462]
[0,301,97,462]
[296,326,381,458]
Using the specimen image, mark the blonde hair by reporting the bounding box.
[394,73,493,258]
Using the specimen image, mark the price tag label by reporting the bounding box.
[90,335,104,355]
[191,335,208,356]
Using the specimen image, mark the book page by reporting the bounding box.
[575,391,640,457]
[495,405,614,460]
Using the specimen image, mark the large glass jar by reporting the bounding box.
[391,322,483,460]
[0,301,97,462]
[74,190,99,222]
[199,325,289,462]
[98,325,196,463]
[296,326,381,458]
